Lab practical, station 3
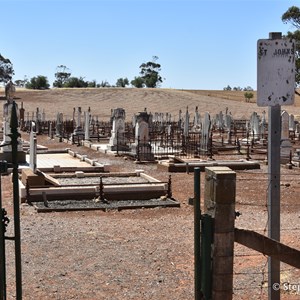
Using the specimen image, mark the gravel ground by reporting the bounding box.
[57,176,149,186]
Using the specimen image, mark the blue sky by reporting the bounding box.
[1,0,298,89]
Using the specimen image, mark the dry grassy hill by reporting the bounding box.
[1,87,300,121]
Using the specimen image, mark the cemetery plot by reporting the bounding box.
[20,169,179,212]
[157,157,261,172]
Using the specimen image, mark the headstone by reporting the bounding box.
[281,110,292,163]
[249,112,260,139]
[55,112,63,138]
[178,109,182,128]
[225,114,232,143]
[215,111,224,131]
[200,112,211,152]
[1,86,22,152]
[84,111,90,141]
[71,107,84,142]
[193,106,201,131]
[29,123,37,173]
[73,107,83,135]
[289,114,295,131]
[108,108,128,151]
[0,83,26,163]
[132,111,154,161]
[183,107,189,137]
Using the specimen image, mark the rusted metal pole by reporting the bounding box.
[194,167,201,300]
[10,101,22,300]
[0,172,6,300]
[201,214,212,299]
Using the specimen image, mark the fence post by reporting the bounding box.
[204,166,236,300]
[201,214,213,299]
[194,167,201,300]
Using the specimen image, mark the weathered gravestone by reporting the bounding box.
[132,111,154,161]
[55,112,63,140]
[108,108,129,151]
[0,81,26,163]
[29,122,37,173]
[84,111,90,141]
[200,112,211,152]
[280,110,292,163]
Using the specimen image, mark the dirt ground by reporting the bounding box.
[1,88,300,299]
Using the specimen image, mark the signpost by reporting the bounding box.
[257,32,295,300]
[257,36,295,106]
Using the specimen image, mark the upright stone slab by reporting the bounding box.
[249,112,260,140]
[218,111,224,131]
[193,106,201,132]
[281,110,292,163]
[29,123,37,173]
[178,109,182,128]
[200,112,211,152]
[289,114,295,131]
[70,107,84,142]
[55,112,63,140]
[183,107,189,137]
[84,111,90,141]
[132,111,154,161]
[73,107,83,135]
[0,82,26,163]
[225,114,232,143]
[108,108,129,151]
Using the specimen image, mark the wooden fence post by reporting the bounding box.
[204,167,236,300]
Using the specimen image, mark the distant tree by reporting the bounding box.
[25,75,50,89]
[116,77,129,87]
[64,77,88,88]
[233,86,242,91]
[244,91,254,102]
[282,6,300,86]
[97,80,110,88]
[15,78,28,88]
[0,54,14,84]
[139,56,163,88]
[53,65,71,88]
[131,76,144,88]
[243,86,253,91]
[223,85,232,91]
[87,80,97,88]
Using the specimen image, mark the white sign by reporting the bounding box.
[257,38,295,106]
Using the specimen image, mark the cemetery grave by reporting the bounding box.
[19,135,179,211]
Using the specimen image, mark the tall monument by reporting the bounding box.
[0,81,26,163]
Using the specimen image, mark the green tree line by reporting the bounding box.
[0,56,164,90]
